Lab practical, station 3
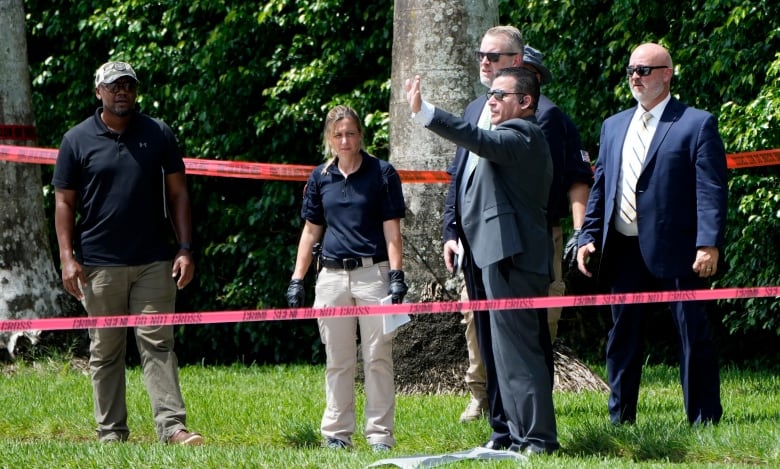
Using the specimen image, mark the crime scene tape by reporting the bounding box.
[725,148,780,169]
[2,145,779,182]
[0,144,450,183]
[1,286,777,332]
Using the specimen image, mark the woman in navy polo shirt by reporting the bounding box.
[287,105,407,452]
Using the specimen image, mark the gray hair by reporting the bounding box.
[484,25,524,53]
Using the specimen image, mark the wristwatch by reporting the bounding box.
[178,242,192,251]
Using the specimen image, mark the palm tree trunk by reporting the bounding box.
[388,0,498,392]
[0,0,72,358]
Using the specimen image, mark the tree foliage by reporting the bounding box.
[22,0,780,363]
[717,57,780,335]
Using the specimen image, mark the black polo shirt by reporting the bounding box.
[52,108,185,266]
[301,151,406,260]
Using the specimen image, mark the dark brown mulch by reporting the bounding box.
[390,312,609,395]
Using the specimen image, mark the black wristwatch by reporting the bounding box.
[178,242,192,251]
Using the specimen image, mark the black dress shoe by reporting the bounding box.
[482,438,511,450]
[508,442,558,455]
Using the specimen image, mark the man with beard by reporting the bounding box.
[577,43,727,425]
[53,61,202,445]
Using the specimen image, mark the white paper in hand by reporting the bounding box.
[381,295,410,335]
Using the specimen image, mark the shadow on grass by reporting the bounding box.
[565,421,693,462]
[280,421,321,449]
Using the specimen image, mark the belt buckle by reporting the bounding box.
[342,258,359,270]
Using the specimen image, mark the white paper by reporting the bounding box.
[381,295,411,335]
[368,446,526,468]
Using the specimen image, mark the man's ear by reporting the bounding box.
[521,94,532,110]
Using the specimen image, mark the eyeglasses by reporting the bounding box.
[486,90,525,101]
[475,51,519,63]
[625,65,669,77]
[101,81,137,93]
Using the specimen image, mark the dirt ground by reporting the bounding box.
[390,312,608,395]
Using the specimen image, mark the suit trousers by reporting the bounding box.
[462,252,510,443]
[605,231,723,425]
[82,261,188,442]
[482,255,558,450]
[315,263,396,448]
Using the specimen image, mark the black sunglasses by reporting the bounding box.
[475,51,519,63]
[486,90,525,101]
[626,65,669,77]
[101,81,137,94]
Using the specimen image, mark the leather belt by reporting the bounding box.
[320,255,387,271]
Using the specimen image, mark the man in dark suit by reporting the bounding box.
[577,42,727,425]
[406,66,559,455]
[440,26,524,441]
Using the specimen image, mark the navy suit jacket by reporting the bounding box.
[536,95,593,224]
[443,95,487,243]
[579,97,728,278]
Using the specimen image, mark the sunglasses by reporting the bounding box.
[475,51,519,63]
[101,81,137,93]
[486,90,525,101]
[625,65,669,77]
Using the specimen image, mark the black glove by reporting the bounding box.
[286,279,305,307]
[388,270,408,304]
[562,229,581,273]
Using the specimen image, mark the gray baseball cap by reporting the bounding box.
[94,61,138,86]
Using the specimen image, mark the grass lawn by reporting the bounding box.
[1,358,778,468]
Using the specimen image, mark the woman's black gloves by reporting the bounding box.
[287,279,305,307]
[388,270,408,304]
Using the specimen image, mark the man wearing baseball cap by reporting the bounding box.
[522,46,593,343]
[53,61,203,445]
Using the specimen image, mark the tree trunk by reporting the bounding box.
[0,0,73,358]
[388,0,498,391]
[386,2,609,395]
